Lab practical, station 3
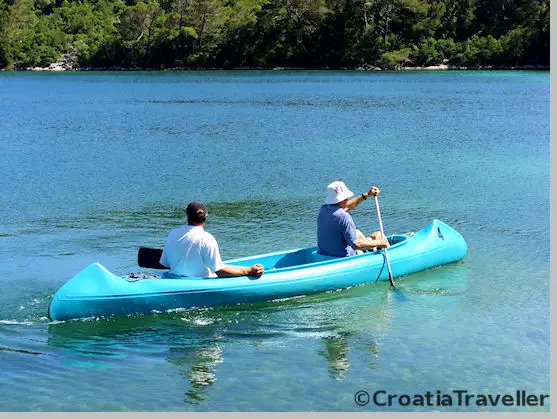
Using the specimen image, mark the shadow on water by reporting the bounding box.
[9,199,318,258]
[16,199,314,233]
[46,282,395,405]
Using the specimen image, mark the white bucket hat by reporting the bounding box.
[325,181,354,205]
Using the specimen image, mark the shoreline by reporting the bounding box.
[4,63,550,72]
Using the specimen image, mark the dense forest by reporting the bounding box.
[0,0,550,70]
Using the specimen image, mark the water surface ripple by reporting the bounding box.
[0,71,549,411]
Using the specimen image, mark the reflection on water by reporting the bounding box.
[47,316,165,368]
[44,282,394,405]
[319,332,354,381]
[168,344,224,405]
[316,285,391,381]
[318,332,381,380]
[41,268,473,407]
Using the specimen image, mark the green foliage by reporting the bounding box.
[435,38,459,63]
[499,26,534,65]
[378,47,412,69]
[0,0,549,70]
[0,5,10,68]
[396,0,445,41]
[439,0,476,41]
[454,34,503,66]
[0,0,63,67]
[411,37,441,67]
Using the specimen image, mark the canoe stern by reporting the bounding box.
[48,263,123,321]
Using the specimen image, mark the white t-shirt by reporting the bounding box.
[159,225,225,278]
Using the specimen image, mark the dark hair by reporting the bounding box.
[186,201,208,224]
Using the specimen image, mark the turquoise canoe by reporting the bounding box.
[48,219,467,321]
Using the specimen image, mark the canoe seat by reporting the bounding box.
[389,234,409,245]
[310,250,340,263]
[271,247,339,269]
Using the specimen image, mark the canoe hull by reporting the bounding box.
[48,219,467,321]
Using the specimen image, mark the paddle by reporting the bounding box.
[374,195,396,288]
[138,247,167,269]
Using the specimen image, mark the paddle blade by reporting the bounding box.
[391,285,407,299]
[138,247,167,269]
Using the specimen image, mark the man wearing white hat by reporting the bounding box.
[317,181,390,257]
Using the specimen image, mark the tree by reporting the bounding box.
[116,0,165,66]
[369,0,397,45]
[0,0,550,69]
[438,0,476,41]
[1,0,63,67]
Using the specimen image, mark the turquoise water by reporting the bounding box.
[0,71,549,411]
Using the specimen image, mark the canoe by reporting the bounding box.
[48,219,467,321]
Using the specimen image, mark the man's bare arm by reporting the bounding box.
[345,186,380,212]
[351,237,389,251]
[216,264,264,278]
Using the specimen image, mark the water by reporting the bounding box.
[0,70,549,411]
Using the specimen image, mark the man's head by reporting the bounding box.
[186,201,208,225]
[325,181,354,206]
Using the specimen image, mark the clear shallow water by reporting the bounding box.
[0,70,549,411]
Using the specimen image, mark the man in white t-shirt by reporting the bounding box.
[159,201,264,278]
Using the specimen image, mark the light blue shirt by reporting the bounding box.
[317,204,357,257]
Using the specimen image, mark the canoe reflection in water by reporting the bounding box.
[45,283,397,407]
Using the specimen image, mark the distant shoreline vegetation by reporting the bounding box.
[11,64,551,72]
[0,0,549,72]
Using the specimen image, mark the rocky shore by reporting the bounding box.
[24,54,74,71]
[13,55,550,72]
